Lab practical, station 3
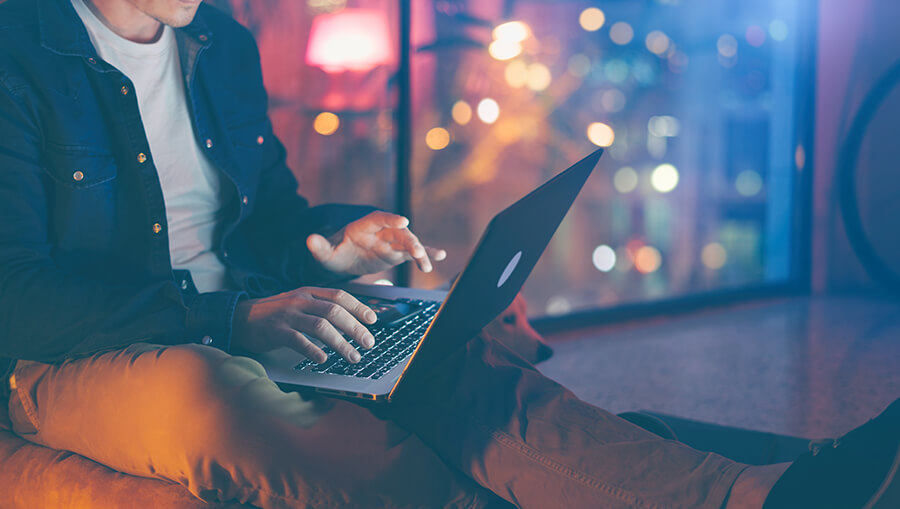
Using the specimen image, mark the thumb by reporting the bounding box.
[306,233,334,262]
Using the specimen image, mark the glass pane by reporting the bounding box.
[409,0,808,316]
[213,0,399,283]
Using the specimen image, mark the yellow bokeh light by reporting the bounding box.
[525,63,552,92]
[477,98,500,124]
[451,101,472,125]
[650,163,679,193]
[504,60,529,88]
[492,21,530,43]
[495,119,522,143]
[313,111,340,135]
[609,22,634,45]
[425,127,451,151]
[579,7,605,32]
[489,39,522,61]
[645,30,670,55]
[587,122,615,147]
[701,243,727,270]
[634,246,662,274]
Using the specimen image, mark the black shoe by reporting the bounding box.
[763,397,900,509]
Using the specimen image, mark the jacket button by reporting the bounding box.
[242,195,249,205]
[205,138,213,149]
[72,170,84,181]
[256,135,264,145]
[137,153,147,163]
[152,223,162,234]
[120,85,129,95]
[180,279,189,290]
[201,335,213,345]
[198,34,208,42]
[87,57,97,65]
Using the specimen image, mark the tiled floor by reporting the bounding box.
[539,294,900,439]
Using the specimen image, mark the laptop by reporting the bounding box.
[254,148,603,403]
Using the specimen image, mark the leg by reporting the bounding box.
[390,333,751,509]
[8,343,503,508]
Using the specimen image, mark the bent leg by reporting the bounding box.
[391,334,750,509]
[8,344,502,509]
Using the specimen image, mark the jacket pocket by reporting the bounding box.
[41,144,118,189]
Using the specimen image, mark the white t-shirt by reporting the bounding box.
[71,0,232,293]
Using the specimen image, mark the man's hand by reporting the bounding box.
[232,287,377,364]
[306,211,447,276]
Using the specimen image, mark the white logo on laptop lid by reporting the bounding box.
[497,251,522,288]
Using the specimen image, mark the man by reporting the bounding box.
[0,0,897,507]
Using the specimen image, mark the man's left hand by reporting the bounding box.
[306,211,447,276]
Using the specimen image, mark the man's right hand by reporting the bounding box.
[231,287,378,364]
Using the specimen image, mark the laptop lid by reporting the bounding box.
[389,148,603,400]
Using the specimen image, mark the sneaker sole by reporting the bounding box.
[864,440,900,509]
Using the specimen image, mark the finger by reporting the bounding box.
[305,288,378,325]
[425,246,447,261]
[306,233,334,262]
[357,211,409,233]
[293,313,362,363]
[394,229,432,273]
[304,299,376,350]
[281,328,328,364]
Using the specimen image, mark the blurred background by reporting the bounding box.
[208,0,899,320]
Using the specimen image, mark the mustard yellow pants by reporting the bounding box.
[7,336,747,508]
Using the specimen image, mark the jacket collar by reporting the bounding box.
[37,0,213,58]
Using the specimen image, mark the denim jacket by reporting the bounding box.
[0,0,372,376]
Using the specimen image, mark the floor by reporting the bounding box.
[539,294,900,439]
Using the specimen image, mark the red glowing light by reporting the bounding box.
[305,9,393,73]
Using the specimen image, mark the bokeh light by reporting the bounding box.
[645,30,670,56]
[651,163,679,193]
[546,296,572,315]
[634,246,662,274]
[648,115,681,137]
[615,246,633,272]
[795,144,806,170]
[451,100,472,125]
[425,127,450,151]
[701,243,728,270]
[609,22,634,45]
[592,245,616,272]
[505,60,529,88]
[477,98,500,124]
[579,7,605,32]
[745,25,766,47]
[769,19,789,41]
[601,89,626,112]
[492,21,530,43]
[735,170,763,196]
[526,63,552,92]
[568,54,592,77]
[489,39,522,61]
[587,122,615,147]
[613,167,638,194]
[313,111,340,135]
[717,34,738,57]
[604,59,630,83]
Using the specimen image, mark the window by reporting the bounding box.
[215,0,815,318]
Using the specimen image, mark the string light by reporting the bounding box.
[579,7,605,32]
[451,101,472,125]
[313,112,340,135]
[477,98,500,124]
[587,122,615,147]
[425,127,451,150]
[650,163,679,193]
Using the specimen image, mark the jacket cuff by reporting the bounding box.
[185,290,246,353]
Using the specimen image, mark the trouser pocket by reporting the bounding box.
[8,361,45,435]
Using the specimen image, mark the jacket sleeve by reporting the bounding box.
[0,82,244,363]
[235,30,376,289]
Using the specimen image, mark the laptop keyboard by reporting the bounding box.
[292,299,440,380]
